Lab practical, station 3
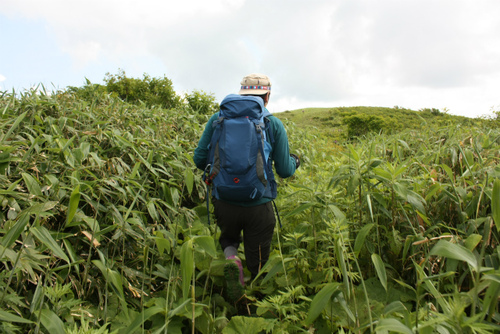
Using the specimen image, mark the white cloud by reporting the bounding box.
[0,74,6,82]
[1,0,500,118]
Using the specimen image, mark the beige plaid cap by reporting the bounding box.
[239,73,271,95]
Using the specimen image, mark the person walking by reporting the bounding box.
[193,73,299,300]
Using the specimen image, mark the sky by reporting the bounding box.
[1,0,499,118]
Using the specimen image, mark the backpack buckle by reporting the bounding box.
[203,164,214,185]
[255,123,262,133]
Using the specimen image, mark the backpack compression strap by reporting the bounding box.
[254,121,268,187]
[204,117,224,186]
[203,164,212,225]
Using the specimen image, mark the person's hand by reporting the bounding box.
[290,153,300,168]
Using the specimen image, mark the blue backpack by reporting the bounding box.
[204,94,277,202]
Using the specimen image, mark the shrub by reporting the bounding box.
[343,113,386,139]
[185,90,219,115]
[103,69,182,109]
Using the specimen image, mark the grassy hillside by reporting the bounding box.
[275,106,484,140]
[0,75,499,333]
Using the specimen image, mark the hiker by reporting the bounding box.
[193,73,300,296]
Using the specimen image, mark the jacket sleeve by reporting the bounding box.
[269,116,296,178]
[193,113,218,171]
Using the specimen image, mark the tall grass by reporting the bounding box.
[0,85,499,333]
[0,87,211,333]
[273,121,500,332]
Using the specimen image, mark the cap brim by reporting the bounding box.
[239,89,269,95]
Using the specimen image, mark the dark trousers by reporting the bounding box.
[213,199,276,278]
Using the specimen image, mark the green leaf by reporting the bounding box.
[483,273,500,284]
[147,201,159,222]
[397,139,410,150]
[30,281,44,313]
[354,223,374,256]
[92,259,107,278]
[372,253,387,292]
[482,279,500,317]
[336,291,356,322]
[283,202,315,218]
[424,183,441,201]
[429,239,478,272]
[373,167,392,181]
[108,269,125,301]
[222,316,268,334]
[92,259,128,315]
[366,195,374,222]
[414,261,450,313]
[305,283,340,325]
[22,172,42,196]
[0,309,34,323]
[406,191,426,213]
[375,318,413,334]
[31,226,70,263]
[185,168,194,195]
[66,184,80,226]
[124,306,164,334]
[59,135,77,153]
[335,237,350,299]
[492,179,500,231]
[0,111,27,145]
[41,201,58,212]
[1,212,30,248]
[328,204,346,221]
[393,183,409,200]
[167,298,191,318]
[348,144,360,162]
[440,163,455,182]
[1,201,58,248]
[39,309,65,334]
[464,234,482,251]
[383,301,409,316]
[181,239,194,300]
[82,215,100,233]
[130,161,141,178]
[193,235,217,258]
[62,239,80,274]
[154,231,170,255]
[260,258,285,284]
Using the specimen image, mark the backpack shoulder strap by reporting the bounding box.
[264,116,275,144]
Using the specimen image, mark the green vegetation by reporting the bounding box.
[278,105,483,140]
[68,69,219,115]
[0,73,499,333]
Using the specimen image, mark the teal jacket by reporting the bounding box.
[193,110,296,206]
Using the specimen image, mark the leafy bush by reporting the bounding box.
[103,70,182,109]
[70,71,219,117]
[185,90,219,116]
[68,69,183,110]
[343,113,386,139]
